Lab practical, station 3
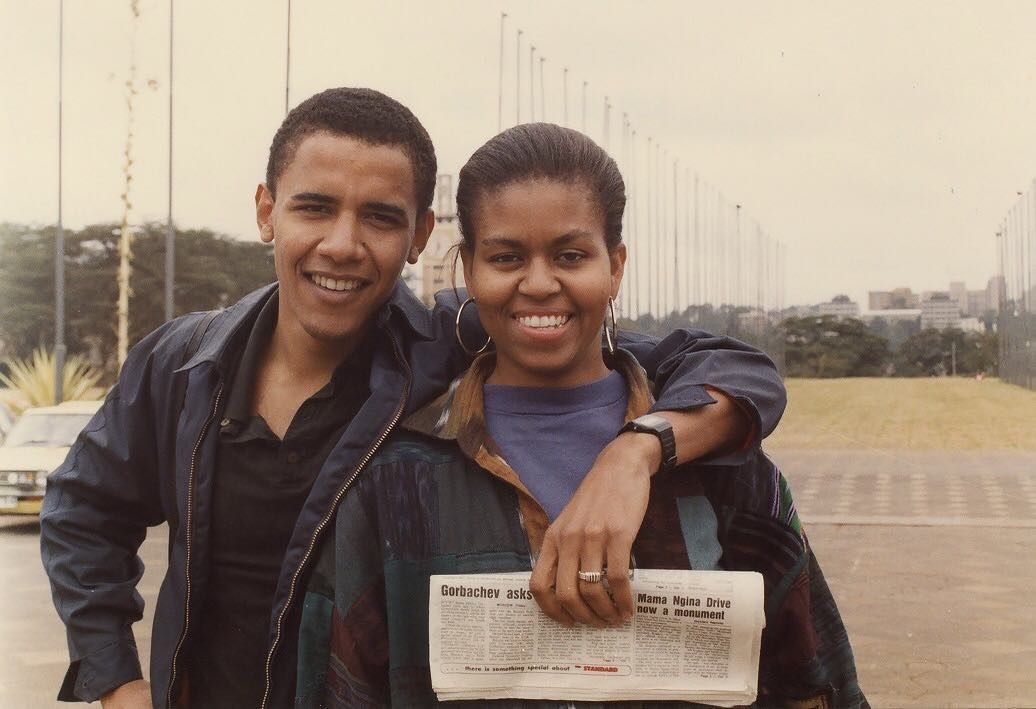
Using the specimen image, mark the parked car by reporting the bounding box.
[0,400,102,515]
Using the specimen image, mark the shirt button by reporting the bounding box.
[286,451,300,464]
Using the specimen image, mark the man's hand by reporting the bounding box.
[529,433,657,627]
[101,680,152,709]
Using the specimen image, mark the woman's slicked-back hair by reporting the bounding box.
[456,123,626,250]
[265,87,437,213]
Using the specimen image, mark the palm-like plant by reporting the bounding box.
[0,347,104,414]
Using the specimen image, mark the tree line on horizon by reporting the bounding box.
[621,310,998,378]
[1,221,999,382]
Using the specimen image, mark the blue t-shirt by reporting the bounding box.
[483,370,628,521]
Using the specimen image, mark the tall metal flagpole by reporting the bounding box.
[646,137,654,317]
[539,56,546,122]
[562,67,568,127]
[673,159,679,314]
[165,0,175,321]
[692,172,699,307]
[54,0,66,403]
[515,29,522,124]
[529,45,535,121]
[284,0,292,115]
[497,12,507,132]
[581,81,588,133]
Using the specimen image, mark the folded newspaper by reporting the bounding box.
[428,569,765,706]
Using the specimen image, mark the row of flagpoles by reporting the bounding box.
[494,12,786,321]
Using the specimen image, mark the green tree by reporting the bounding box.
[0,222,274,376]
[783,315,891,377]
[896,328,998,377]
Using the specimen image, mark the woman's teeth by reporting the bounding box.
[311,274,362,292]
[517,314,570,329]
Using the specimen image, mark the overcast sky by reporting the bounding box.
[4,0,1036,307]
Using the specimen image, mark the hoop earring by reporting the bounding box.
[603,296,618,355]
[455,297,491,357]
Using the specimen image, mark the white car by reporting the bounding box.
[0,400,102,515]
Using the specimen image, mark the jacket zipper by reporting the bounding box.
[259,332,411,708]
[166,384,224,709]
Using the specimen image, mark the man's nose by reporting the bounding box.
[517,258,561,297]
[317,215,364,261]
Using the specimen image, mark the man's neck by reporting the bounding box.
[266,319,359,383]
[252,319,367,439]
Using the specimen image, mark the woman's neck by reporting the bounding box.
[486,351,610,389]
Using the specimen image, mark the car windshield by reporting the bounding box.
[2,413,94,448]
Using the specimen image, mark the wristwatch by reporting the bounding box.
[618,414,678,475]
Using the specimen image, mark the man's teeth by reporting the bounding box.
[517,314,569,329]
[312,274,362,292]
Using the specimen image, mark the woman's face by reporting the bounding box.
[462,179,626,389]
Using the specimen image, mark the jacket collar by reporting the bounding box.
[403,348,654,444]
[180,280,434,373]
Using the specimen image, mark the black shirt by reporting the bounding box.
[187,294,372,708]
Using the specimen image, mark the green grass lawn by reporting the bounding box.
[764,377,1036,450]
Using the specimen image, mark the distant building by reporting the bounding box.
[957,316,985,333]
[858,308,921,325]
[420,218,463,306]
[869,287,919,310]
[920,293,961,330]
[737,308,771,336]
[872,280,1001,319]
[816,294,859,319]
[986,275,1006,313]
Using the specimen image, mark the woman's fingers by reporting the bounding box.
[529,536,574,625]
[575,539,623,626]
[605,539,635,622]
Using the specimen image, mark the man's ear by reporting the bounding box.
[407,208,435,264]
[610,243,627,298]
[256,183,275,243]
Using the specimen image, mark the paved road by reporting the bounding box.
[2,450,1034,707]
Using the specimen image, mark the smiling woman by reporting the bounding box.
[296,123,865,707]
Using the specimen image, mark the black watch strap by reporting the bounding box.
[618,414,678,475]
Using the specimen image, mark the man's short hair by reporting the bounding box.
[265,87,437,214]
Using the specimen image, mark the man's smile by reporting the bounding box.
[306,272,369,293]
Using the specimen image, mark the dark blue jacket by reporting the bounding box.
[40,282,786,707]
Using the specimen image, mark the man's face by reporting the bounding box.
[255,131,433,354]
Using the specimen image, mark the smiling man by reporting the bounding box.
[40,88,787,708]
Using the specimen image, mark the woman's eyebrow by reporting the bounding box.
[480,231,593,248]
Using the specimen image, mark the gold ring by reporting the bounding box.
[577,570,603,584]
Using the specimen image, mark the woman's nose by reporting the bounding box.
[517,258,561,297]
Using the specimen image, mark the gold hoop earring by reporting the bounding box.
[455,297,491,356]
[603,296,618,355]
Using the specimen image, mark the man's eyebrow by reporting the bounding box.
[364,201,409,220]
[289,192,336,204]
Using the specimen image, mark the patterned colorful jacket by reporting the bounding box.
[296,351,867,708]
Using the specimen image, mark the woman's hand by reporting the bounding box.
[529,432,658,626]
